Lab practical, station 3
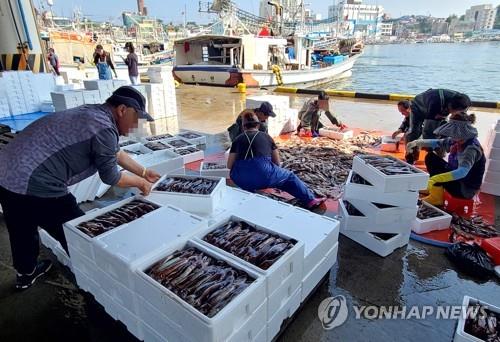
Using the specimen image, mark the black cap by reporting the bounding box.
[108,86,153,122]
[256,102,276,117]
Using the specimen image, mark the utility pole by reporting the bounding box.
[183,4,187,36]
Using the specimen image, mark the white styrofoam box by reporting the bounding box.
[353,155,429,192]
[32,73,56,102]
[318,127,354,140]
[487,147,500,161]
[141,133,174,143]
[55,84,75,91]
[39,229,71,268]
[99,89,114,101]
[454,296,500,342]
[81,90,101,104]
[51,91,85,111]
[164,137,195,150]
[121,143,153,158]
[73,265,100,296]
[411,202,452,235]
[267,286,301,342]
[340,228,410,257]
[174,147,205,164]
[380,135,400,152]
[200,161,230,178]
[229,194,295,228]
[71,248,99,292]
[268,207,340,275]
[343,171,419,208]
[481,181,500,196]
[134,239,267,342]
[94,205,206,287]
[95,179,112,198]
[83,79,114,91]
[348,198,418,225]
[177,131,207,145]
[486,159,500,172]
[63,196,161,261]
[98,289,143,340]
[301,243,338,301]
[206,187,256,224]
[96,267,138,315]
[141,149,184,176]
[195,215,304,306]
[70,175,95,204]
[484,170,500,184]
[148,174,225,215]
[85,173,102,202]
[40,101,55,112]
[113,79,128,89]
[338,199,414,234]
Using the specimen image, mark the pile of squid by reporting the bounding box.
[77,200,159,237]
[175,146,201,155]
[167,139,192,148]
[178,132,203,140]
[119,140,136,147]
[360,155,419,175]
[145,133,173,141]
[449,214,500,242]
[154,177,218,195]
[147,247,253,318]
[202,162,227,170]
[464,304,499,341]
[144,141,171,151]
[203,220,296,270]
[416,200,445,220]
[342,200,364,216]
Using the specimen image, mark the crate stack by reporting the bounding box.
[340,154,428,257]
[54,172,340,342]
[246,95,295,137]
[482,120,500,196]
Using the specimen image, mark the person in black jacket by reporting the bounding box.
[227,102,276,142]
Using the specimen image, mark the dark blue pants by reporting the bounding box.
[230,157,315,205]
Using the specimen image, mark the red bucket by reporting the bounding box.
[481,237,500,266]
[443,190,474,217]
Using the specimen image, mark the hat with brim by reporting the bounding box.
[433,119,478,140]
[256,101,276,117]
[108,86,154,122]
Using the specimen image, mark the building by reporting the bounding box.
[328,0,384,36]
[380,21,393,36]
[431,21,449,35]
[448,18,475,36]
[464,4,496,30]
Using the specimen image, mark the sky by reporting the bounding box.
[38,0,499,24]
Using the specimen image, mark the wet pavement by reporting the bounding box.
[1,85,499,342]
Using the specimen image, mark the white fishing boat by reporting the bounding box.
[172,34,361,87]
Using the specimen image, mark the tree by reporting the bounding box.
[446,14,457,24]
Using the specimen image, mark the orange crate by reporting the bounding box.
[481,237,500,265]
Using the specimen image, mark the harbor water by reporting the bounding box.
[319,41,500,101]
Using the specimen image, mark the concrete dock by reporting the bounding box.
[1,85,499,341]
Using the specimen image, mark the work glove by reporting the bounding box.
[392,130,402,139]
[339,123,348,131]
[427,171,454,191]
[406,141,418,153]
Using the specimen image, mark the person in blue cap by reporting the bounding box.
[0,86,160,290]
[227,101,276,142]
[228,111,326,209]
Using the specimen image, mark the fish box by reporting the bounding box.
[177,131,207,145]
[412,201,452,235]
[39,229,71,268]
[481,181,500,196]
[63,196,162,263]
[70,248,100,294]
[347,198,418,225]
[195,215,304,319]
[352,155,429,192]
[206,187,257,225]
[486,159,500,172]
[340,228,410,257]
[487,147,500,161]
[143,140,174,152]
[164,137,196,150]
[94,205,206,291]
[200,161,230,178]
[229,194,296,228]
[83,79,114,91]
[318,127,354,140]
[338,199,414,234]
[483,170,500,184]
[148,175,226,215]
[343,171,419,208]
[119,139,140,148]
[267,286,302,342]
[380,135,400,152]
[98,288,143,340]
[121,143,153,158]
[141,133,174,143]
[301,242,338,302]
[136,149,184,176]
[133,239,267,342]
[454,295,500,342]
[267,207,340,276]
[174,146,205,164]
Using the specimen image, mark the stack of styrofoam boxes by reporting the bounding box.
[38,229,72,268]
[482,120,500,196]
[81,90,102,104]
[113,79,128,89]
[340,155,428,257]
[199,161,230,178]
[0,71,28,115]
[145,66,178,119]
[18,71,41,113]
[0,96,9,118]
[246,95,291,138]
[177,131,207,146]
[83,80,115,102]
[50,91,85,112]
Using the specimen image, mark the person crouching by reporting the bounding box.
[228,111,326,209]
[406,113,485,206]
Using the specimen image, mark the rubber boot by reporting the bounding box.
[422,185,444,206]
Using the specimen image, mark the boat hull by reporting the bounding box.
[172,55,358,87]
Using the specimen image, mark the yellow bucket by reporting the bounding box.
[237,83,247,93]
